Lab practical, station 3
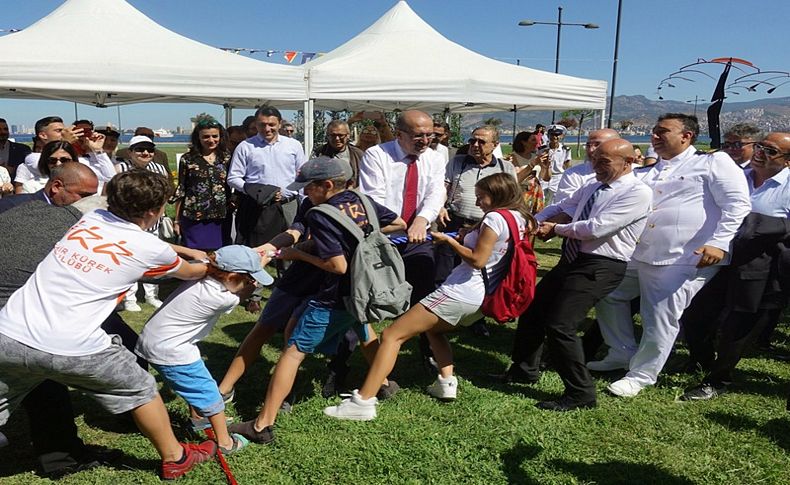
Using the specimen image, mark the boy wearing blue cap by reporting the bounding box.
[229,157,406,444]
[136,245,273,455]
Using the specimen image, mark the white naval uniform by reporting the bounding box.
[594,146,751,386]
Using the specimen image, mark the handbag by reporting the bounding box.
[159,216,176,240]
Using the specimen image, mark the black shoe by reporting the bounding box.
[535,395,597,412]
[377,379,400,400]
[471,320,490,338]
[679,383,727,401]
[227,420,274,444]
[322,366,349,398]
[502,363,540,384]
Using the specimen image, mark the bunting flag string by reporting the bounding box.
[220,47,321,64]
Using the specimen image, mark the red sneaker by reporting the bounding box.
[160,441,217,480]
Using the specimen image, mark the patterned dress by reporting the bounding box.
[173,151,231,250]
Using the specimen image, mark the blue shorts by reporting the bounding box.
[287,302,369,354]
[257,287,312,331]
[153,360,224,417]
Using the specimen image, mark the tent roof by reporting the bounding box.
[305,1,607,113]
[0,0,306,108]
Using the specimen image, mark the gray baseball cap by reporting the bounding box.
[287,156,353,191]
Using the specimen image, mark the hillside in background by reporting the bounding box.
[463,95,790,134]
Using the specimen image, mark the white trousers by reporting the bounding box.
[124,282,158,302]
[594,260,720,386]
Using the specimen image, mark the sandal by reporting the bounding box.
[219,433,249,455]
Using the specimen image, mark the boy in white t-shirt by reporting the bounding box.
[136,245,273,455]
[0,170,217,480]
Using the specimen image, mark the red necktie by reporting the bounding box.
[401,155,419,225]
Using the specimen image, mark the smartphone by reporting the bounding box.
[82,127,93,139]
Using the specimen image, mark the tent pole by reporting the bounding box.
[224,105,232,127]
[304,99,314,156]
[599,109,605,129]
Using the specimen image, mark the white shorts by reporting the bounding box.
[420,289,483,327]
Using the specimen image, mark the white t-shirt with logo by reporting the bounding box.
[438,210,527,305]
[0,209,181,356]
[136,277,239,366]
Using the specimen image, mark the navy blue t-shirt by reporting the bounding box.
[304,190,398,309]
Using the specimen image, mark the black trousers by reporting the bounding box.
[512,254,627,401]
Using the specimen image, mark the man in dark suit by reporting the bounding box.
[0,117,32,179]
[682,132,790,401]
[0,162,98,215]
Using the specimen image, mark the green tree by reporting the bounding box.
[561,109,595,154]
[482,116,502,127]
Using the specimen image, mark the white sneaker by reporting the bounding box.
[145,297,164,309]
[426,375,458,401]
[123,301,142,312]
[323,390,378,421]
[587,355,630,372]
[607,377,645,398]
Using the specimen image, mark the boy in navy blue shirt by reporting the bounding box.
[229,157,406,444]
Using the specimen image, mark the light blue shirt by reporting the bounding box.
[746,167,790,218]
[227,134,306,197]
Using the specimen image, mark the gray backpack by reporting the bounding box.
[307,190,412,323]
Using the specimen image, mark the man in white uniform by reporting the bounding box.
[543,125,572,205]
[590,113,751,397]
[553,128,620,203]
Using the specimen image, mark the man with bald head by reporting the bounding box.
[553,128,620,203]
[359,109,445,305]
[0,162,98,214]
[506,139,652,411]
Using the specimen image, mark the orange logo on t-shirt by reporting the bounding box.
[67,226,103,249]
[66,224,135,266]
[93,241,133,266]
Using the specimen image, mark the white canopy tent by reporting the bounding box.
[300,1,607,152]
[0,0,306,118]
[304,1,607,112]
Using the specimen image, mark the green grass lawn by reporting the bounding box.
[2,218,790,484]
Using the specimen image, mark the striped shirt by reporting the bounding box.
[115,160,170,234]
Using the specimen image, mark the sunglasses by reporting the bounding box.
[48,156,73,164]
[468,138,490,146]
[754,143,790,158]
[721,141,753,150]
[133,146,155,153]
[327,133,349,139]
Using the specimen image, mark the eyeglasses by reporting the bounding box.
[284,129,295,133]
[327,133,349,139]
[468,138,490,146]
[400,131,435,142]
[133,147,155,154]
[433,132,446,138]
[754,143,790,158]
[48,156,73,164]
[721,141,753,150]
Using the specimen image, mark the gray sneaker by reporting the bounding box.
[323,390,378,421]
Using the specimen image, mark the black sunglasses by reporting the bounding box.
[754,143,790,158]
[48,156,73,164]
[721,141,753,150]
[468,138,489,146]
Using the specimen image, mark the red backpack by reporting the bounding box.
[480,209,538,323]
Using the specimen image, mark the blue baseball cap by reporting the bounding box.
[213,245,274,286]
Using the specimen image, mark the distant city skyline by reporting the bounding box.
[2,0,789,129]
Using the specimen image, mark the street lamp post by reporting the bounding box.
[519,7,598,123]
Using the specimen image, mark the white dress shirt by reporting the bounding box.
[434,144,449,163]
[537,171,652,262]
[746,167,790,218]
[553,160,595,203]
[227,134,306,197]
[358,140,445,224]
[633,146,751,266]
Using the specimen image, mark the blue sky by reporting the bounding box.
[2,0,789,130]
